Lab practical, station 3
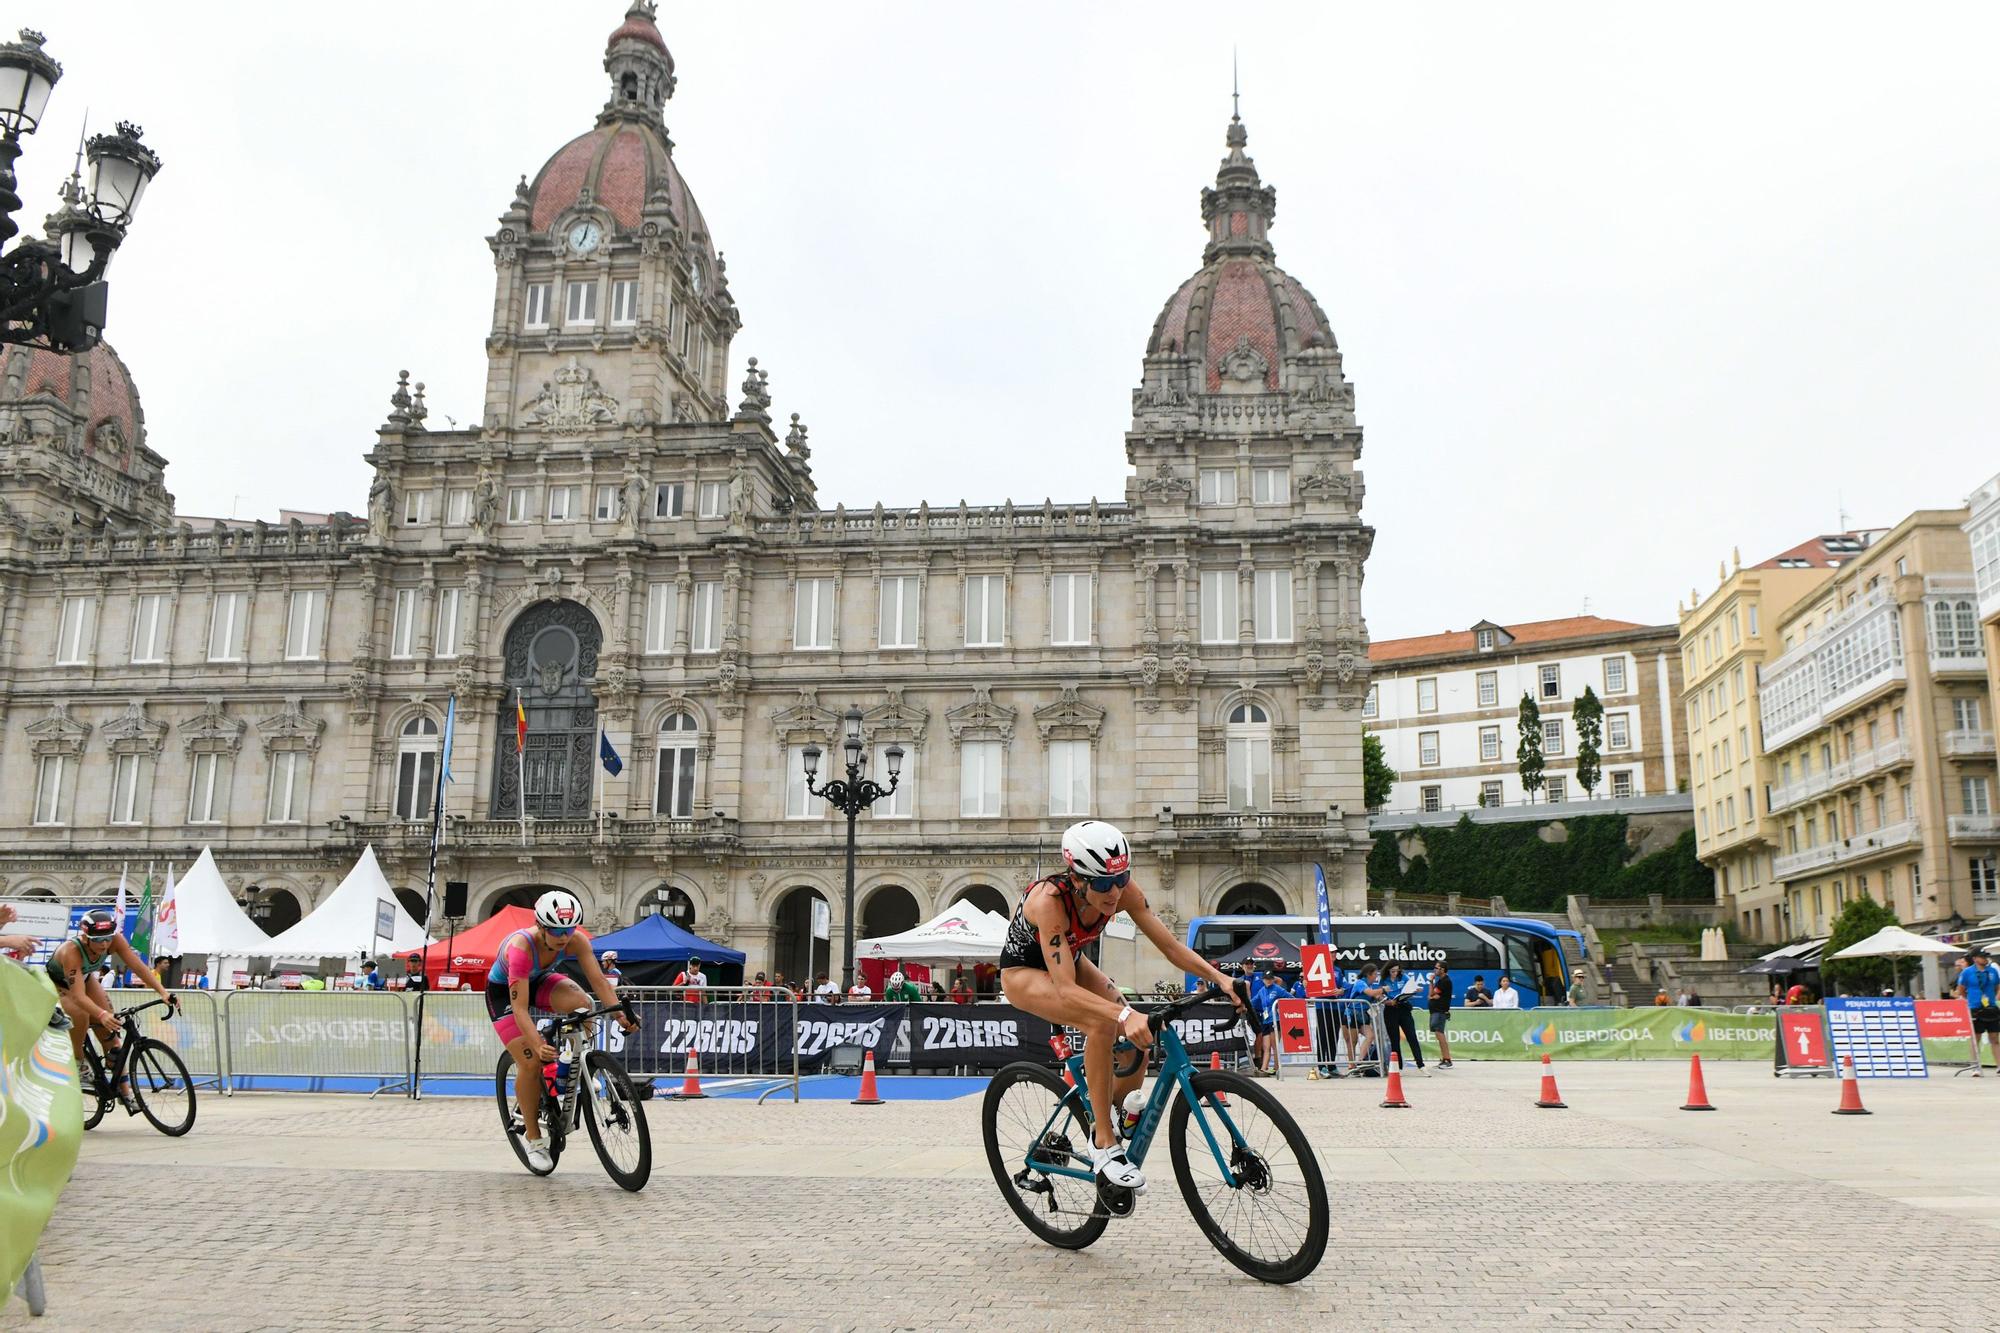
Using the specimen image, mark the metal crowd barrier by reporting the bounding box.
[616,985,802,1102]
[106,988,229,1095]
[221,989,412,1094]
[1281,998,1389,1080]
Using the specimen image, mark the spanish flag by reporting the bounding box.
[514,690,527,754]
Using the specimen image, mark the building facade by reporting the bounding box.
[0,5,1376,985]
[1365,617,1685,814]
[1968,474,2000,808]
[1758,512,1996,937]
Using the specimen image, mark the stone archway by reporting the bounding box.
[772,886,830,986]
[860,885,920,940]
[485,885,546,920]
[947,884,1010,918]
[637,883,698,930]
[1217,882,1285,917]
[492,598,604,821]
[393,888,428,924]
[246,886,304,936]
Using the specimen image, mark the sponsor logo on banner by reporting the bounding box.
[1673,1020,1708,1044]
[794,1016,888,1056]
[1166,1013,1243,1050]
[921,1014,1020,1051]
[656,1018,763,1057]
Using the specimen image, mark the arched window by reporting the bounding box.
[1226,703,1272,811]
[1934,599,1981,657]
[639,884,696,928]
[656,713,699,817]
[395,715,440,821]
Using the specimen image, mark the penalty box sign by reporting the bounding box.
[1301,944,1337,998]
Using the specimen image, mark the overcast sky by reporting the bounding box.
[19,3,1999,639]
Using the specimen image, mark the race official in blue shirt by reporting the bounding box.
[1962,947,2000,1074]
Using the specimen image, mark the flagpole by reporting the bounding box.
[595,727,605,844]
[517,687,529,849]
[411,693,457,1101]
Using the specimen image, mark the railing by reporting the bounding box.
[756,501,1136,540]
[1924,574,1978,595]
[1158,809,1338,841]
[1947,814,2000,841]
[1773,843,1842,880]
[332,813,734,852]
[1943,729,1996,757]
[1769,737,1913,813]
[1930,651,1989,675]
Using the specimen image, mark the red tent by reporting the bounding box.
[393,906,592,993]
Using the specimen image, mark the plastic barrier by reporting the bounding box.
[407,992,505,1080]
[222,990,411,1092]
[103,988,229,1094]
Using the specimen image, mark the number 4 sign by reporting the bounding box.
[1301,944,1337,998]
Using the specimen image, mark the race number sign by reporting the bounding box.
[1300,944,1338,998]
[1776,1011,1830,1072]
[1274,998,1312,1054]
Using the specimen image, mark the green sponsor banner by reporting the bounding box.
[0,964,83,1286]
[1406,1007,1778,1060]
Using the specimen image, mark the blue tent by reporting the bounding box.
[587,915,744,987]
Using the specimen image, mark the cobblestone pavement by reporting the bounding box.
[25,1061,2000,1330]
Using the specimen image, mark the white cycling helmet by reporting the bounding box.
[534,889,584,931]
[1061,819,1131,884]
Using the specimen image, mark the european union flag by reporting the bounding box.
[599,728,623,777]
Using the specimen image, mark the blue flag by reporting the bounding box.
[1313,862,1333,946]
[599,728,623,776]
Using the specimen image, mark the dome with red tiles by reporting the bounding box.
[1144,114,1336,394]
[1,341,146,463]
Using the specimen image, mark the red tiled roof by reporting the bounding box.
[596,129,648,230]
[1204,259,1280,391]
[11,343,140,456]
[525,122,709,256]
[608,13,668,55]
[1369,616,1657,664]
[529,131,599,232]
[1750,533,1877,570]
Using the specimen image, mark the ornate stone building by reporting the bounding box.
[0,5,1374,985]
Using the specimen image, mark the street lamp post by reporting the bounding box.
[802,707,903,991]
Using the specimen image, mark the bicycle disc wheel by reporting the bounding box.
[493,1053,558,1176]
[129,1039,196,1137]
[980,1062,1109,1251]
[1168,1069,1329,1284]
[581,1052,652,1192]
[80,1044,107,1132]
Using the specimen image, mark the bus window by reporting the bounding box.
[1408,927,1501,985]
[1501,935,1540,1001]
[1539,944,1567,1000]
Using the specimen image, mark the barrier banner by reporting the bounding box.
[1777,1011,1830,1072]
[1403,1008,1779,1060]
[1916,999,1971,1040]
[906,1002,1056,1069]
[1147,1000,1251,1057]
[1274,998,1312,1054]
[621,1000,900,1075]
[1,964,83,1287]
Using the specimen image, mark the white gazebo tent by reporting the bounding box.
[858,904,1011,964]
[172,848,285,984]
[261,846,429,961]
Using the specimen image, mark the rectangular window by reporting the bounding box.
[610,278,640,325]
[433,588,461,659]
[207,591,247,662]
[1964,777,1992,817]
[794,578,835,650]
[402,489,432,525]
[1542,718,1564,755]
[547,486,577,522]
[506,487,530,524]
[1199,570,1237,644]
[390,589,419,659]
[1973,856,1999,901]
[267,751,305,824]
[1479,726,1501,762]
[656,736,696,819]
[1611,770,1633,798]
[564,280,598,325]
[1954,697,1983,731]
[395,747,436,822]
[594,484,619,522]
[1362,686,1378,719]
[1419,731,1440,767]
[1477,671,1497,708]
[1251,466,1290,504]
[56,597,94,665]
[1050,573,1091,646]
[285,589,324,661]
[689,581,721,653]
[961,741,1003,817]
[1902,783,1914,821]
[1731,666,1745,704]
[1539,663,1561,700]
[446,488,471,526]
[874,745,914,819]
[524,282,552,328]
[1048,740,1092,816]
[131,593,167,663]
[109,753,142,825]
[653,482,684,518]
[33,756,67,826]
[1198,468,1236,505]
[1546,775,1568,803]
[697,480,727,519]
[965,574,1005,648]
[1874,791,1888,827]
[1603,656,1627,693]
[1227,732,1272,810]
[1748,605,1760,635]
[1420,785,1442,813]
[1416,677,1438,713]
[1607,713,1630,749]
[1481,780,1504,806]
[187,752,223,824]
[1253,569,1293,643]
[644,583,677,655]
[880,575,920,649]
[1477,628,1497,652]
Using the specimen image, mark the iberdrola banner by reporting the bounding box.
[0,964,83,1286]
[1406,1009,1777,1061]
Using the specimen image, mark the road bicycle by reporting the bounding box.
[79,998,197,1136]
[981,985,1329,1284]
[494,1000,651,1192]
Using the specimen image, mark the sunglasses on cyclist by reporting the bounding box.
[543,925,577,938]
[1074,870,1129,895]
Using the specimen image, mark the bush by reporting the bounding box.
[1366,814,1714,912]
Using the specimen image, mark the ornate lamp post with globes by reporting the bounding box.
[802,707,903,991]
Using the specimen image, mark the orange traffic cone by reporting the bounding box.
[1209,1050,1229,1105]
[675,1048,706,1099]
[1681,1054,1715,1111]
[1831,1055,1870,1115]
[851,1049,885,1105]
[1379,1053,1411,1109]
[1534,1054,1567,1109]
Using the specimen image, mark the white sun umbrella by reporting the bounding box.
[1829,925,1964,994]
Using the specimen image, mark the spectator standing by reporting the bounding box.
[847,976,874,1003]
[673,958,707,1004]
[1463,975,1492,1008]
[1962,947,2000,1075]
[1567,968,1590,1006]
[1491,975,1521,1009]
[1784,981,1808,1005]
[950,974,973,1005]
[356,960,386,992]
[813,972,839,1003]
[1653,986,1672,1006]
[748,971,774,1001]
[1347,964,1386,1075]
[1381,963,1426,1071]
[1253,970,1283,1075]
[1427,960,1454,1069]
[1674,987,1692,1007]
[884,970,922,1003]
[402,955,427,994]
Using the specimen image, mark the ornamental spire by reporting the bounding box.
[1200,73,1276,264]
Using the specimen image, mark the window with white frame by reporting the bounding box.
[1477,671,1497,707]
[1362,686,1378,719]
[1199,570,1238,643]
[657,713,699,818]
[1048,740,1091,816]
[394,715,438,821]
[506,487,530,524]
[1226,703,1273,810]
[131,593,167,663]
[1253,569,1293,642]
[56,597,94,665]
[402,489,432,525]
[1953,697,1983,731]
[1476,628,1496,652]
[187,751,224,824]
[689,581,721,653]
[1932,599,1982,657]
[610,278,640,325]
[1481,779,1504,806]
[109,753,143,825]
[546,485,577,522]
[1545,775,1568,803]
[564,280,598,325]
[1972,856,1998,901]
[285,590,324,661]
[1539,663,1561,700]
[961,740,1003,817]
[1420,785,1442,813]
[1963,776,1992,817]
[1748,604,1760,635]
[33,755,69,825]
[1479,725,1501,762]
[873,744,914,818]
[784,745,817,819]
[1603,656,1627,693]
[207,591,247,662]
[794,578,835,650]
[1607,713,1630,750]
[1198,468,1236,505]
[697,480,727,519]
[1251,466,1290,504]
[524,282,552,328]
[1419,730,1440,767]
[880,576,920,648]
[1732,666,1745,703]
[1542,718,1564,754]
[644,583,677,654]
[1416,677,1438,713]
[965,574,1005,648]
[653,482,684,519]
[1050,573,1091,646]
[267,750,307,823]
[433,588,461,658]
[390,589,419,659]
[446,488,471,526]
[594,484,619,521]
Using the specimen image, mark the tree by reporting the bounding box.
[1820,897,1901,996]
[1516,693,1544,802]
[1573,685,1604,797]
[1362,730,1397,812]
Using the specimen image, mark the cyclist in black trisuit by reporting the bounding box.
[999,820,1245,1194]
[46,908,178,1111]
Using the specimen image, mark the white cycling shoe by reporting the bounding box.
[524,1139,553,1172]
[1090,1142,1146,1194]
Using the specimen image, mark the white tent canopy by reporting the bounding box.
[261,846,429,958]
[858,905,1011,964]
[1829,926,1964,959]
[172,847,281,956]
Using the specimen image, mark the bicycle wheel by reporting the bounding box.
[80,1043,107,1132]
[1168,1069,1329,1284]
[493,1052,558,1176]
[980,1062,1109,1250]
[129,1039,197,1136]
[581,1052,651,1192]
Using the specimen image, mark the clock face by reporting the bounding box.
[567,220,603,254]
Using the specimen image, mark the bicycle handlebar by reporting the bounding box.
[547,999,637,1033]
[1147,981,1268,1036]
[116,998,179,1022]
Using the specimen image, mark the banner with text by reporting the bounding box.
[906,1003,1057,1069]
[617,1000,901,1076]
